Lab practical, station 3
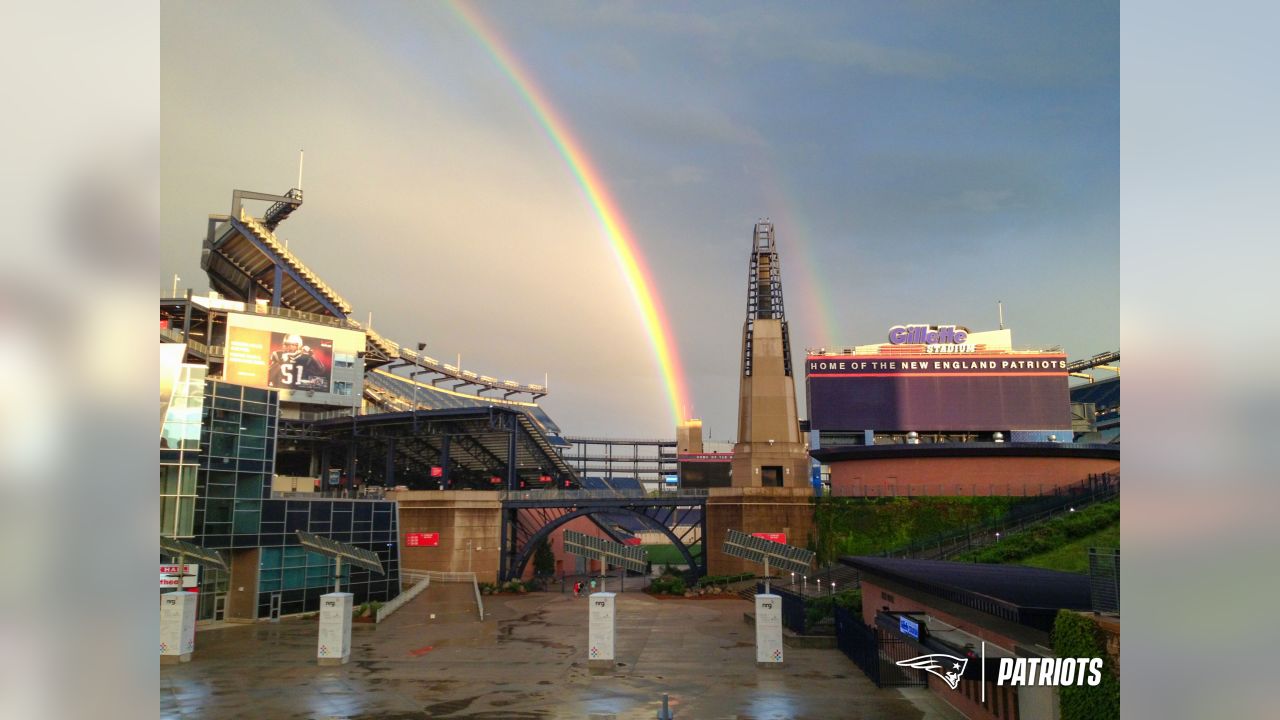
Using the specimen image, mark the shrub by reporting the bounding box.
[1053,611,1119,720]
[803,590,861,630]
[648,576,686,595]
[954,501,1119,564]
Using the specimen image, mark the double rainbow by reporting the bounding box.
[450,2,692,425]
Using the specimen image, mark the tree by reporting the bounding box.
[533,538,556,577]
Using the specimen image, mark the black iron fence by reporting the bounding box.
[880,472,1119,561]
[834,607,927,688]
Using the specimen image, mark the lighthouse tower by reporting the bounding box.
[730,222,810,488]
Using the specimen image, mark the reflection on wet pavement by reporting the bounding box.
[161,581,960,719]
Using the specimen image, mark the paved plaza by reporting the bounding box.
[161,583,961,719]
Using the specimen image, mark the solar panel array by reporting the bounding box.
[562,530,648,573]
[722,529,814,575]
[161,536,228,571]
[296,531,385,574]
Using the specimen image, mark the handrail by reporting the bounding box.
[877,474,1119,560]
[375,574,430,623]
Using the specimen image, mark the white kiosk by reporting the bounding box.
[562,530,649,672]
[160,537,228,665]
[160,592,197,663]
[722,529,815,668]
[588,591,616,668]
[755,593,784,665]
[296,531,386,667]
[318,592,354,665]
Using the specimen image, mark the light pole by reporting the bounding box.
[802,575,807,597]
[790,572,795,589]
[830,581,835,599]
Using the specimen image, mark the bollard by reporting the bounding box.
[657,693,674,720]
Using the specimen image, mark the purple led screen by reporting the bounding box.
[807,374,1070,431]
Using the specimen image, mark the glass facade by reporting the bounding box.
[160,365,205,537]
[183,378,399,621]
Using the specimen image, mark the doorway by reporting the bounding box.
[269,592,282,622]
[213,593,227,622]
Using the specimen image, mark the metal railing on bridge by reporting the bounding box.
[498,488,709,502]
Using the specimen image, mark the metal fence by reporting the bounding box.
[878,473,1119,561]
[1089,547,1120,614]
[833,607,927,688]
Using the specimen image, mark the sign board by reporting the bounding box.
[430,466,443,478]
[899,615,920,640]
[663,475,678,485]
[404,532,439,548]
[160,563,199,589]
[752,533,787,545]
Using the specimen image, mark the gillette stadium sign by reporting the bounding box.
[888,325,974,354]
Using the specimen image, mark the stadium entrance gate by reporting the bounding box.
[499,490,707,582]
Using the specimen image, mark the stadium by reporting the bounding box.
[806,326,1119,497]
[161,187,1121,620]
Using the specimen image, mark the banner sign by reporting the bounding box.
[752,533,787,544]
[160,563,199,589]
[404,533,439,547]
[807,354,1066,377]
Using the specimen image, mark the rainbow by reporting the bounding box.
[449,2,692,425]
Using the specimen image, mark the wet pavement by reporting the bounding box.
[161,583,961,719]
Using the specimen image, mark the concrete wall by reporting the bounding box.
[393,491,502,584]
[830,455,1119,496]
[704,487,815,576]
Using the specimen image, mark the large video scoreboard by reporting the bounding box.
[806,326,1070,432]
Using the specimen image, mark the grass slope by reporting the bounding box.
[952,500,1119,573]
[1019,523,1119,574]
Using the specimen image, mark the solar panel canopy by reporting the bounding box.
[722,529,813,575]
[161,536,228,571]
[296,531,385,574]
[562,530,648,573]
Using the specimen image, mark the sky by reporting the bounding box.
[161,0,1118,440]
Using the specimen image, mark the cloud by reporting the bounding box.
[935,188,1019,214]
[668,164,707,185]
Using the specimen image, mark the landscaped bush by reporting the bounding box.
[695,572,754,588]
[803,590,861,630]
[1053,611,1119,720]
[647,575,686,595]
[811,496,1027,564]
[953,501,1119,564]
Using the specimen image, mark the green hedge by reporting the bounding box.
[952,501,1119,565]
[1053,611,1119,720]
[647,575,686,595]
[696,572,754,588]
[811,496,1027,564]
[803,589,862,630]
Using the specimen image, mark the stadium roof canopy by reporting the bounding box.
[310,406,576,487]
